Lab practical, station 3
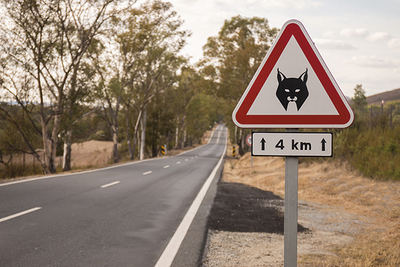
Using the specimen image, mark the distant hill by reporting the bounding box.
[366,88,400,105]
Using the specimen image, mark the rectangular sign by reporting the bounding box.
[252,132,332,157]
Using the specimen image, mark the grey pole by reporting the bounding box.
[284,155,298,267]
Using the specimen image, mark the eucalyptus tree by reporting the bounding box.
[201,15,278,154]
[172,66,201,148]
[0,0,120,173]
[107,0,189,160]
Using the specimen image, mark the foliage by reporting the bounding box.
[186,93,219,144]
[334,84,400,180]
[200,15,278,153]
[0,0,119,173]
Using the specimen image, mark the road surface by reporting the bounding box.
[0,125,227,267]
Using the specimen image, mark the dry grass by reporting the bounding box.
[223,153,400,266]
[69,140,114,168]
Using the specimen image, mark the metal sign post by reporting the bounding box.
[284,128,298,267]
[284,155,298,267]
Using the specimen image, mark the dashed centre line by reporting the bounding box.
[0,207,42,223]
[143,171,152,175]
[101,181,120,188]
[184,158,188,162]
[176,161,181,164]
[163,165,170,169]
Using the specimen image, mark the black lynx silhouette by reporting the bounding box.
[276,68,309,111]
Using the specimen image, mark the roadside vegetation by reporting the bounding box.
[0,0,226,179]
[334,84,400,180]
[0,0,278,179]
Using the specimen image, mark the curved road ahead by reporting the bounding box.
[0,125,227,267]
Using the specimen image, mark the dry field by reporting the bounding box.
[204,153,400,266]
[68,140,114,168]
[0,126,215,181]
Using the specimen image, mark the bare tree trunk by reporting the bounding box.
[126,114,134,160]
[112,125,119,163]
[234,126,238,145]
[180,115,186,148]
[49,114,61,173]
[41,118,52,174]
[135,130,140,160]
[175,124,179,149]
[62,130,72,171]
[182,129,187,148]
[140,108,147,160]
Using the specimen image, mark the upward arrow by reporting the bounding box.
[260,138,266,151]
[321,138,327,151]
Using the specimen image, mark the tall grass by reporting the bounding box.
[0,163,43,179]
[334,104,400,180]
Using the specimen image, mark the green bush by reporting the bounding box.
[334,125,400,180]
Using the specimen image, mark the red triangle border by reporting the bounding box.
[232,20,354,128]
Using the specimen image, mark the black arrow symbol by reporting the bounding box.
[261,138,266,151]
[321,138,327,151]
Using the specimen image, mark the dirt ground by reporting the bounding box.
[202,153,400,266]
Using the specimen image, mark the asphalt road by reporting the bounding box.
[0,125,227,267]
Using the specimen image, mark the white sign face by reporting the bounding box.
[252,132,332,157]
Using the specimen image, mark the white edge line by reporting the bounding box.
[143,171,152,176]
[0,127,220,188]
[0,207,42,223]
[163,165,170,169]
[154,129,227,267]
[100,181,120,188]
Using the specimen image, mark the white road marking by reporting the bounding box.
[100,181,120,188]
[143,171,152,175]
[155,129,227,267]
[163,165,170,169]
[184,159,188,162]
[0,207,42,223]
[176,161,181,165]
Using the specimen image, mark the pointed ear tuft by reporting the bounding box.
[277,68,286,83]
[299,68,308,83]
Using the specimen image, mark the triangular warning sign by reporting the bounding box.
[232,19,354,128]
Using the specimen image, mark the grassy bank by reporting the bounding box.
[334,120,400,181]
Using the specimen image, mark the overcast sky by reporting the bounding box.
[168,0,400,97]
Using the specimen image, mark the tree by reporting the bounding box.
[0,0,119,173]
[352,84,368,114]
[201,15,278,154]
[172,66,200,148]
[104,0,188,161]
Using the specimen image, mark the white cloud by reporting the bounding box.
[340,28,368,38]
[351,56,399,68]
[213,0,322,9]
[339,28,393,43]
[367,32,391,42]
[322,31,335,38]
[261,0,322,9]
[388,38,400,49]
[315,39,357,50]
